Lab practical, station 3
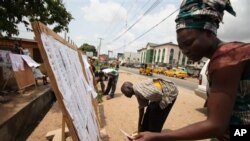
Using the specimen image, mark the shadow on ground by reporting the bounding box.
[196,107,207,115]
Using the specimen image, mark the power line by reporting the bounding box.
[111,8,179,52]
[104,0,162,46]
[102,0,139,40]
[101,0,126,38]
[105,0,161,45]
[129,0,151,23]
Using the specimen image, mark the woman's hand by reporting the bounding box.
[133,132,160,141]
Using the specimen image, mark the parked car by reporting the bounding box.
[164,68,188,79]
[139,64,153,76]
[153,67,165,74]
[133,63,141,68]
[194,59,210,100]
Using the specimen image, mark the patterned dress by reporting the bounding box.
[207,42,250,140]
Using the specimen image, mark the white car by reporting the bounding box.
[194,59,210,99]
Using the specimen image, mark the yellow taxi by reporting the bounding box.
[164,68,188,79]
[153,67,165,74]
[139,64,153,76]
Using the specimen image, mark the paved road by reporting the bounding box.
[120,66,198,91]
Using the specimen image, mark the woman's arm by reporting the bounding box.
[134,63,245,141]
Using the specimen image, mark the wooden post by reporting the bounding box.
[61,115,66,141]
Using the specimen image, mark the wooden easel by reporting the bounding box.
[32,21,101,141]
[32,21,79,141]
[61,116,66,141]
[45,116,69,141]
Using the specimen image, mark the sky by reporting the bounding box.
[18,0,250,56]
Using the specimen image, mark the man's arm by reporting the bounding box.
[138,108,144,132]
[134,91,148,132]
[134,89,149,132]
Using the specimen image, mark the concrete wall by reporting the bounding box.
[0,86,55,140]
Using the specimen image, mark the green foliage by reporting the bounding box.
[79,43,97,56]
[0,0,73,37]
[96,92,103,103]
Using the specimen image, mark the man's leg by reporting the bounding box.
[140,107,149,132]
[110,75,118,98]
[103,77,113,95]
[97,75,106,94]
[147,100,176,132]
[42,76,47,85]
[100,81,105,94]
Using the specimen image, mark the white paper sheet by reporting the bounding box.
[9,53,24,71]
[21,55,40,67]
[120,129,135,141]
[40,33,99,141]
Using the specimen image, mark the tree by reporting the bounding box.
[79,43,97,56]
[0,0,73,37]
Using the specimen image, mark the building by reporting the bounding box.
[120,52,140,64]
[138,42,188,67]
[99,54,109,62]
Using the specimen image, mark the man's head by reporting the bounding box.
[121,81,134,98]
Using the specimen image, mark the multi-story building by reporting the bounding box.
[138,42,188,67]
[118,52,140,64]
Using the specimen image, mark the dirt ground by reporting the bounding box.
[27,70,208,141]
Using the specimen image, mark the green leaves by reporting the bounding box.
[0,0,73,37]
[79,43,98,56]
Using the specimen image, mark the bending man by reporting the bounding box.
[121,78,178,132]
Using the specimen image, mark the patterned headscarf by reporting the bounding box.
[175,0,236,34]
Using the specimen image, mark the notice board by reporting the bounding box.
[32,21,100,141]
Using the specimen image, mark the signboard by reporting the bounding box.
[32,21,100,141]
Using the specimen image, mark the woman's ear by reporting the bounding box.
[204,30,215,38]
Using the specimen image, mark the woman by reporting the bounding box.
[133,0,250,140]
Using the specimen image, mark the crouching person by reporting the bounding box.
[121,78,178,132]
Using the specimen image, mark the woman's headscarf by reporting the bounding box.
[175,0,236,34]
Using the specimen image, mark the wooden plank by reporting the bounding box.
[14,61,36,91]
[46,127,69,141]
[61,115,66,141]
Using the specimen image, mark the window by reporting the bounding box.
[162,49,165,63]
[182,56,186,65]
[169,49,174,65]
[157,49,161,62]
[153,50,156,63]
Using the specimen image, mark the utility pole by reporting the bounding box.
[97,38,103,58]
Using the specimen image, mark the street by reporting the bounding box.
[120,66,198,91]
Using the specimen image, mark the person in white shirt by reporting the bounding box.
[102,68,119,99]
[32,67,47,85]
